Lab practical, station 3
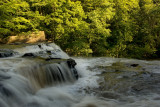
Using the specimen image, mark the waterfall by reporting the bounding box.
[0,43,79,107]
[15,59,78,90]
[1,43,160,107]
[1,43,78,90]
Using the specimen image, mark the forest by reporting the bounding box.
[0,0,160,59]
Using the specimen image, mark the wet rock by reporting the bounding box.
[46,50,56,55]
[38,44,42,49]
[93,61,160,96]
[0,49,15,58]
[102,71,160,95]
[0,52,13,58]
[71,67,79,80]
[130,64,139,67]
[22,50,61,59]
[22,53,36,57]
[98,91,120,99]
[67,58,78,79]
[45,57,61,61]
[131,73,160,94]
[67,58,77,68]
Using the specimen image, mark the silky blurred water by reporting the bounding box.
[0,44,160,107]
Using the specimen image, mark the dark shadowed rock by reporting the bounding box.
[0,49,16,58]
[67,59,78,79]
[67,58,77,68]
[22,53,36,57]
[130,64,139,67]
[45,57,61,61]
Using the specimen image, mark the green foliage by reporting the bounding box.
[0,0,42,37]
[128,0,160,58]
[0,0,160,58]
[80,0,115,56]
[106,0,139,57]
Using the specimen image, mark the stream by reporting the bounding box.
[0,43,160,107]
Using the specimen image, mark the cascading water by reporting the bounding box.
[0,43,160,107]
[0,43,79,107]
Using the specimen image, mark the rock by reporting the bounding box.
[67,58,77,68]
[130,64,139,67]
[71,67,79,80]
[46,50,52,54]
[0,52,13,58]
[45,57,61,61]
[7,31,45,44]
[22,53,36,57]
[38,44,42,49]
[67,58,78,79]
[0,49,15,58]
[46,50,56,55]
[98,91,120,99]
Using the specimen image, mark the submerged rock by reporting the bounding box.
[89,61,160,96]
[130,64,139,67]
[0,49,16,58]
[0,84,13,97]
[67,58,78,79]
[24,102,41,107]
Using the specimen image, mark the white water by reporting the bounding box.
[1,44,160,107]
[1,57,160,107]
[13,43,69,59]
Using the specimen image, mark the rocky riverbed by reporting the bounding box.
[0,43,160,107]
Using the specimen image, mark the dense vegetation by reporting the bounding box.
[0,0,160,58]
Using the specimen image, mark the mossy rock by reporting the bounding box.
[89,61,160,96]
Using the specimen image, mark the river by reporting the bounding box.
[0,43,160,107]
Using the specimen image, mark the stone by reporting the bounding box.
[130,64,139,67]
[0,49,15,58]
[67,58,77,68]
[22,53,36,57]
[7,31,45,44]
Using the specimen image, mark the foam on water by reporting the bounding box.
[1,46,160,107]
[66,57,160,107]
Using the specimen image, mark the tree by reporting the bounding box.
[107,0,139,57]
[79,0,115,56]
[36,0,91,55]
[127,0,159,58]
[0,0,42,38]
